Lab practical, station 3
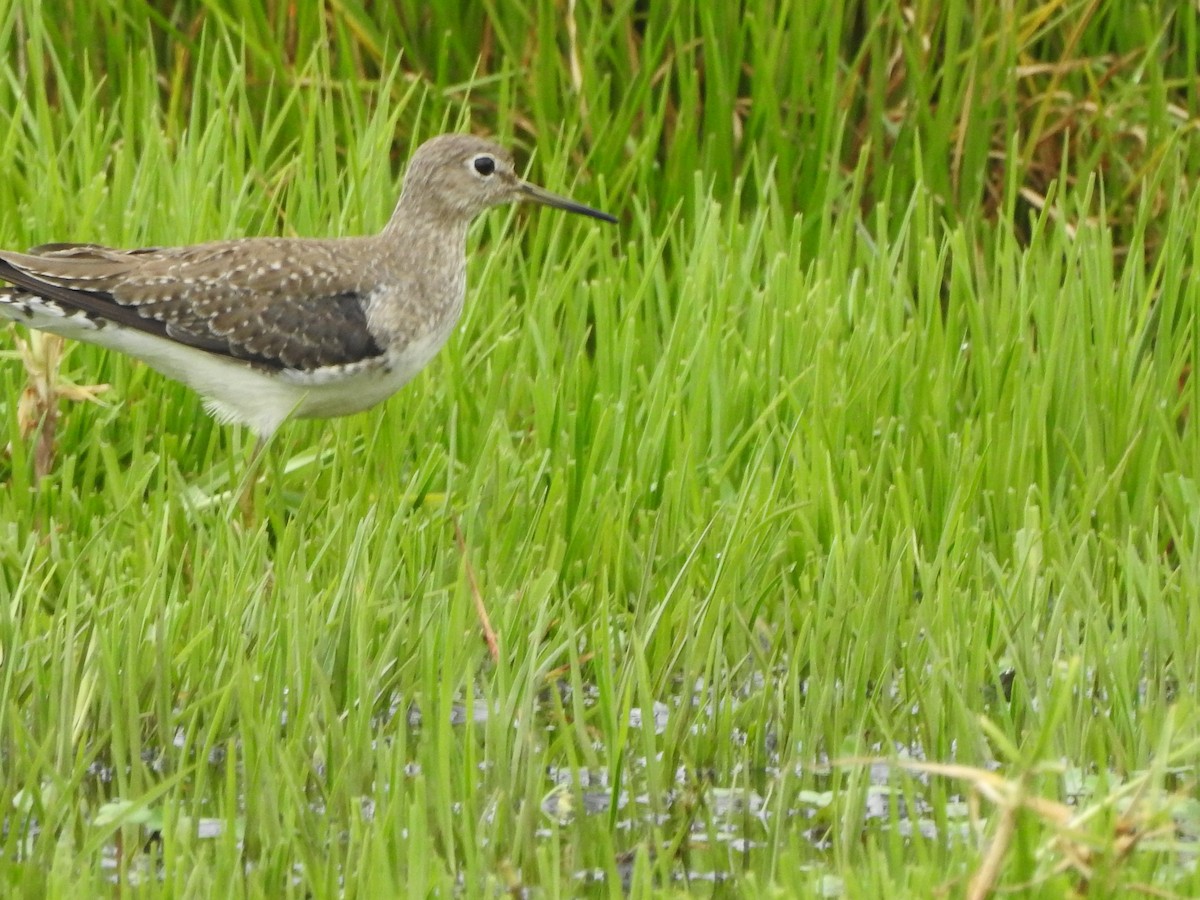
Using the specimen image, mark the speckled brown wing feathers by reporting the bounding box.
[0,241,384,371]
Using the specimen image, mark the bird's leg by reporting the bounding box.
[236,434,269,525]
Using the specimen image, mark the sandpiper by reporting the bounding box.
[0,134,615,438]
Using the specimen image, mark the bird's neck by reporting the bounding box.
[382,186,471,238]
[379,190,473,263]
[367,199,473,349]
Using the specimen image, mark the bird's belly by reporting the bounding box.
[283,361,411,420]
[283,326,455,420]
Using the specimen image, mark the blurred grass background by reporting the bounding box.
[1,0,1199,896]
[7,0,1197,242]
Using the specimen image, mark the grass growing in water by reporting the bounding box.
[1,1,1199,896]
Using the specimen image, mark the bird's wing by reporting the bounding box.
[0,240,385,371]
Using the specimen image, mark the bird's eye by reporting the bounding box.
[472,155,496,176]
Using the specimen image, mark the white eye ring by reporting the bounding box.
[472,155,496,176]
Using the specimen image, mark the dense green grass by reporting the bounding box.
[1,1,1199,896]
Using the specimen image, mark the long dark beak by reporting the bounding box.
[518,181,617,223]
